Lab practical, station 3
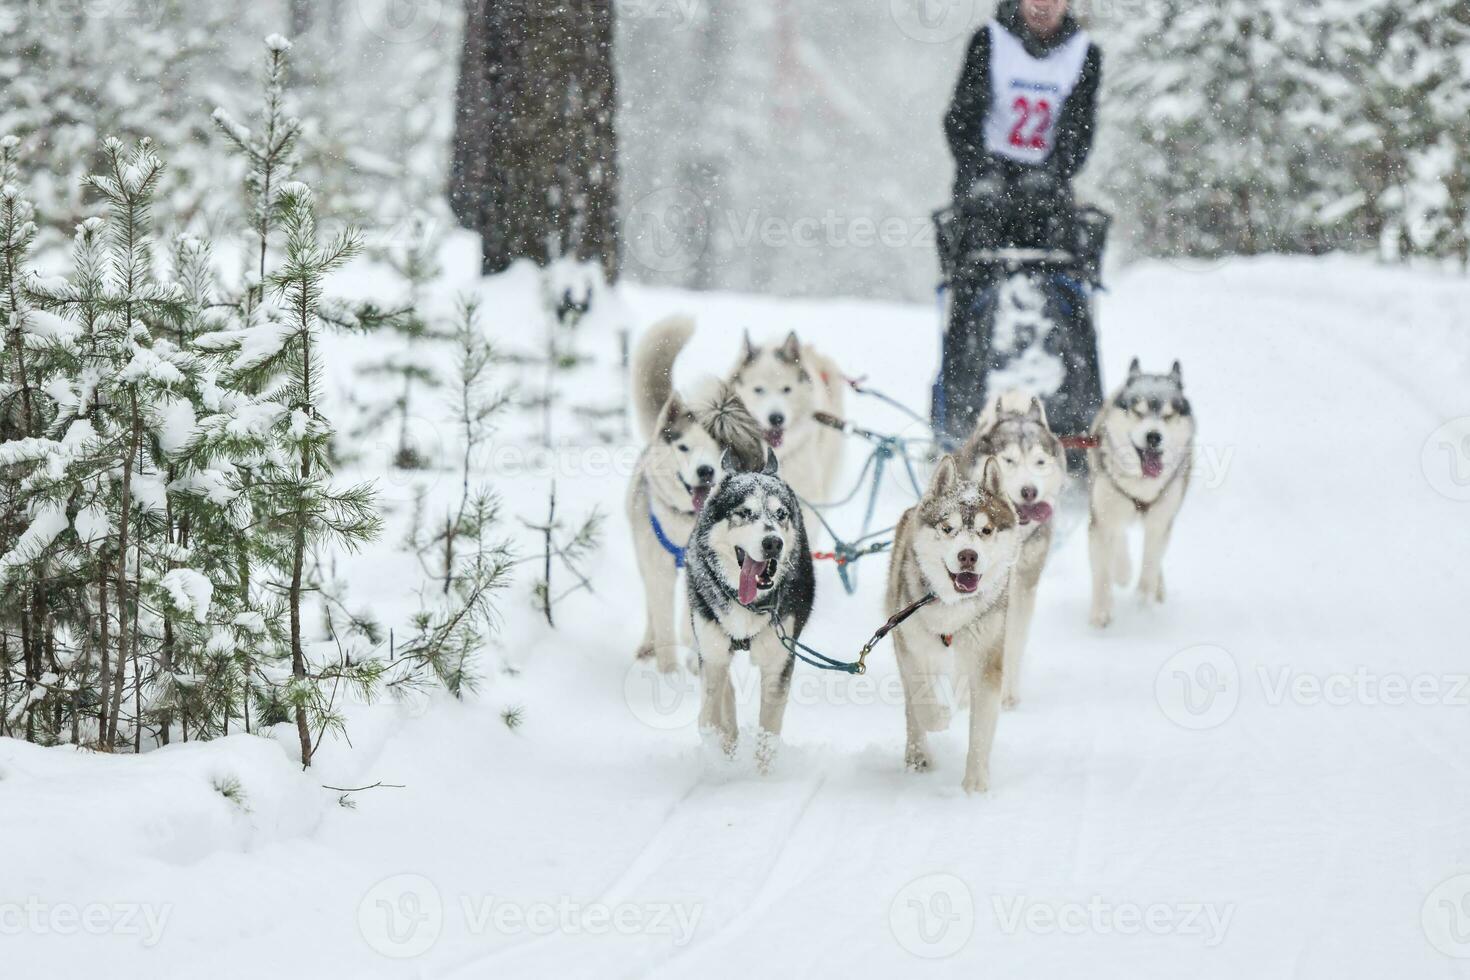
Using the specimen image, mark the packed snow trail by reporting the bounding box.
[3,256,1468,979]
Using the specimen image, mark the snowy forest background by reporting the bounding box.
[1,0,1466,756]
[6,0,1469,301]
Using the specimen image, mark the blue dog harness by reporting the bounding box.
[648,508,686,569]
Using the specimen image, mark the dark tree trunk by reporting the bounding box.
[451,0,621,281]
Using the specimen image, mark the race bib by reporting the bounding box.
[982,21,1090,166]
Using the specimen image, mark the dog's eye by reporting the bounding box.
[782,386,792,394]
[753,386,765,395]
[939,523,954,535]
[1034,456,1048,467]
[1002,456,1018,466]
[677,444,689,453]
[981,526,994,536]
[773,508,788,522]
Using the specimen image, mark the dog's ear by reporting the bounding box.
[980,455,1004,497]
[762,448,780,477]
[1025,395,1048,427]
[981,394,1005,429]
[658,393,686,441]
[720,448,738,475]
[778,331,802,364]
[1127,357,1142,383]
[1170,360,1183,385]
[928,454,959,498]
[742,330,759,364]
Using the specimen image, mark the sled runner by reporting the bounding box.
[930,202,1110,473]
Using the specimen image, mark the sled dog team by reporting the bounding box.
[628,316,1195,792]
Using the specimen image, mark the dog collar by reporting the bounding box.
[647,509,686,568]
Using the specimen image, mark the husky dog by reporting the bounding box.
[1087,359,1195,628]
[957,392,1065,709]
[628,316,765,672]
[686,450,814,768]
[887,455,1021,793]
[727,331,846,504]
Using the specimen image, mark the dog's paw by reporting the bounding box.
[754,730,780,774]
[1089,605,1113,629]
[1135,576,1165,605]
[635,643,655,661]
[905,744,932,772]
[655,651,681,675]
[1001,691,1020,711]
[961,770,990,795]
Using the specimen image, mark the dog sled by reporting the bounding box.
[929,202,1110,473]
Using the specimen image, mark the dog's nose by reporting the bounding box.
[1020,485,1037,502]
[1145,431,1162,448]
[768,411,785,428]
[957,549,978,570]
[695,464,714,484]
[761,535,783,559]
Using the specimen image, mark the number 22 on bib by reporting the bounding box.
[981,21,1090,166]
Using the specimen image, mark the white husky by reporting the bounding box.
[727,331,846,506]
[1088,359,1196,628]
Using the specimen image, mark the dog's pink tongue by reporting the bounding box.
[1019,502,1053,525]
[691,485,710,512]
[738,555,764,606]
[1141,451,1164,478]
[765,428,784,449]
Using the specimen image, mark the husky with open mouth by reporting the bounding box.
[887,455,1020,793]
[628,316,765,672]
[957,391,1065,709]
[1087,359,1195,628]
[686,449,814,768]
[727,330,846,506]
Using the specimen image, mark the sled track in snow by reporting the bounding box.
[445,771,828,977]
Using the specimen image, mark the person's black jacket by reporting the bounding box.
[944,0,1102,197]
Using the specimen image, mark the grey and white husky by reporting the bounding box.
[727,330,846,504]
[957,391,1066,709]
[628,316,765,672]
[887,455,1021,793]
[686,449,814,768]
[1087,359,1195,628]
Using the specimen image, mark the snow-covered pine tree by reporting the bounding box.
[1105,1,1318,257]
[391,296,512,697]
[1421,2,1470,266]
[1286,1,1447,256]
[247,182,383,767]
[349,215,441,470]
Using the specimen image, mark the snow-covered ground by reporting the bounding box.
[3,248,1469,978]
